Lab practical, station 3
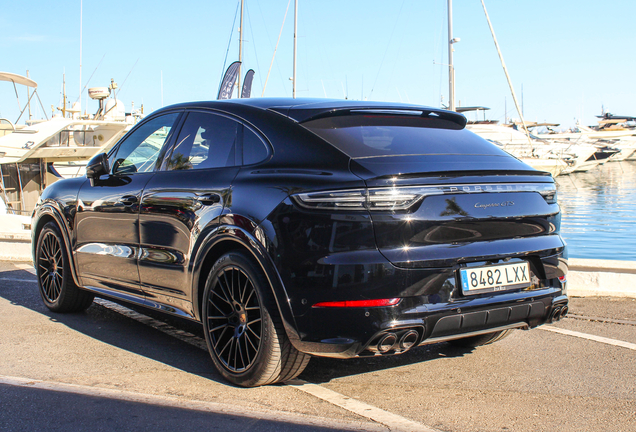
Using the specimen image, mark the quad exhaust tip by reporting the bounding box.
[367,328,422,355]
[550,305,569,322]
[377,333,398,353]
[550,307,562,322]
[399,330,419,351]
[560,306,568,319]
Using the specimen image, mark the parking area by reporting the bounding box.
[1,260,634,432]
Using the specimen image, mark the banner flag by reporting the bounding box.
[217,61,241,100]
[241,70,255,99]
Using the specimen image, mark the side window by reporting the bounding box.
[110,113,179,175]
[167,112,238,170]
[243,126,269,165]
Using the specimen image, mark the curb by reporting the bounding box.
[0,233,32,262]
[568,258,636,299]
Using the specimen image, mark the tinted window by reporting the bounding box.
[110,113,179,174]
[243,127,268,165]
[167,112,238,170]
[302,114,509,158]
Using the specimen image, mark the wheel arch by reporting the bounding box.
[32,204,82,287]
[191,225,302,346]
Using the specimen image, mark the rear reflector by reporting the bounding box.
[312,298,401,308]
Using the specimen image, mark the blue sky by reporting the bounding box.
[1,0,634,128]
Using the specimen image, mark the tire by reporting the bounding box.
[202,251,310,387]
[35,222,94,313]
[448,329,512,348]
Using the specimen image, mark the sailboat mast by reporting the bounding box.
[447,0,455,111]
[238,0,244,97]
[79,0,83,113]
[480,0,531,141]
[293,0,298,98]
[62,73,67,118]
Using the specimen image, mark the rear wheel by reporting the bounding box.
[36,222,94,313]
[202,251,309,387]
[448,329,512,348]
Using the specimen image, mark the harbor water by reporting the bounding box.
[556,160,636,261]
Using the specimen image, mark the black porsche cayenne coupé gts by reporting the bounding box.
[32,98,568,387]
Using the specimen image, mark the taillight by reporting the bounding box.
[293,182,558,211]
[293,189,367,210]
[312,298,401,308]
[539,185,557,204]
[293,188,422,211]
[367,189,421,210]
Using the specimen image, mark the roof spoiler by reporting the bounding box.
[283,106,467,129]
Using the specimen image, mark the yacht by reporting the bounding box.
[0,74,139,260]
[532,117,636,162]
[467,122,573,176]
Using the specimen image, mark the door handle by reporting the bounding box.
[196,193,221,206]
[120,195,138,206]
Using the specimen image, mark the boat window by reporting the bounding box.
[167,112,238,170]
[110,113,179,175]
[302,114,508,158]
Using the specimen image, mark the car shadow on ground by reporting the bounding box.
[0,267,224,384]
[299,343,473,384]
[1,266,474,387]
[0,383,361,432]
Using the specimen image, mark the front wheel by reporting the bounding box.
[448,330,512,348]
[202,251,309,387]
[36,222,94,313]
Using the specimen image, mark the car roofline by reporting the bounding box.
[148,98,467,128]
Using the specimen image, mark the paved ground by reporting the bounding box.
[1,261,634,432]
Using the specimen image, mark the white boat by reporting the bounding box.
[0,116,131,213]
[1,78,138,220]
[532,119,636,162]
[0,74,140,260]
[467,121,579,177]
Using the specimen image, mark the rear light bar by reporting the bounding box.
[293,188,420,210]
[293,183,557,211]
[312,298,401,308]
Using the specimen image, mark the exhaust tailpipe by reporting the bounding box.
[377,333,397,353]
[399,330,419,351]
[550,307,562,322]
[560,306,569,319]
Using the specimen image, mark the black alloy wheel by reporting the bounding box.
[207,263,263,373]
[202,252,310,387]
[36,222,94,313]
[38,229,63,304]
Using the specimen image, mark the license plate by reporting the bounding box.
[459,262,531,295]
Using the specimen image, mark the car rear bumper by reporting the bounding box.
[292,287,568,358]
[264,200,568,358]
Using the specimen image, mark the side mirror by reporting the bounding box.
[86,153,110,185]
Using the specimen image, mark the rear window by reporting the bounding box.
[302,114,508,158]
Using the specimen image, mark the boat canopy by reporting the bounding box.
[0,118,130,164]
[0,72,37,88]
[456,106,490,113]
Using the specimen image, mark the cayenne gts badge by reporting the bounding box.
[474,201,515,209]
